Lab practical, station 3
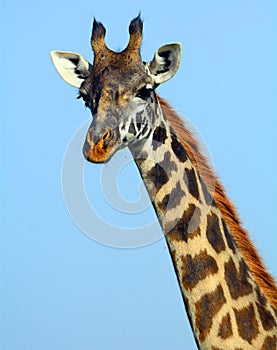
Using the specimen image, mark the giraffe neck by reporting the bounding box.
[129,104,277,350]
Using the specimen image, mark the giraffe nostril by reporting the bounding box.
[101,128,111,141]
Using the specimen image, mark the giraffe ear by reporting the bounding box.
[50,51,92,88]
[147,43,182,85]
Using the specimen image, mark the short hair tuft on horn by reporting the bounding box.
[129,14,143,37]
[127,14,143,52]
[91,18,107,54]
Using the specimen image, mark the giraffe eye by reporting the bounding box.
[136,86,153,100]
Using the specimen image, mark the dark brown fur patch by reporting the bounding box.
[224,258,253,299]
[256,302,276,331]
[206,212,226,253]
[166,203,201,241]
[152,122,167,150]
[218,313,233,339]
[256,287,267,306]
[158,194,170,212]
[171,135,188,162]
[159,151,178,177]
[160,181,185,211]
[221,218,236,252]
[146,163,169,193]
[261,336,277,350]
[200,177,215,206]
[184,167,199,200]
[181,249,218,291]
[195,284,226,342]
[234,303,259,344]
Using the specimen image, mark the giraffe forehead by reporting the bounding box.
[96,51,151,86]
[94,51,146,77]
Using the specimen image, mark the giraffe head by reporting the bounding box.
[51,15,181,163]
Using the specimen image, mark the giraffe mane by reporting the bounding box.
[158,95,277,309]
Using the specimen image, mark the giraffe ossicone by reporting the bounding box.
[51,15,277,350]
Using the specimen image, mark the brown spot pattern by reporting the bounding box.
[159,151,178,177]
[184,167,199,200]
[181,250,218,291]
[256,287,267,305]
[133,151,148,165]
[256,302,276,331]
[224,258,253,299]
[200,177,215,206]
[167,203,201,242]
[171,135,188,162]
[218,312,233,339]
[146,163,169,193]
[152,122,167,150]
[158,194,170,212]
[261,336,277,350]
[234,303,259,344]
[159,181,185,211]
[195,284,226,342]
[159,98,277,309]
[206,212,226,253]
[221,218,236,252]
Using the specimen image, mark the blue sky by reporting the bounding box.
[1,1,276,349]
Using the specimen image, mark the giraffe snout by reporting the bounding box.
[83,128,114,163]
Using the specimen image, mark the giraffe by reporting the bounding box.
[51,16,277,349]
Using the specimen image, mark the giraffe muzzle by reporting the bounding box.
[83,128,116,163]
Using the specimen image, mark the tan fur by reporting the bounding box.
[87,141,111,163]
[158,96,277,309]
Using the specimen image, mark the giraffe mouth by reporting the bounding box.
[84,142,118,163]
